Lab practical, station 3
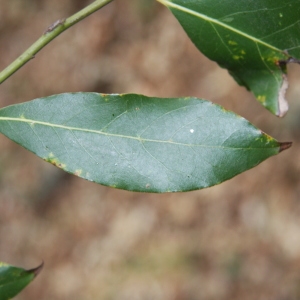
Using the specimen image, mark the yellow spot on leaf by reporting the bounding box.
[228,40,238,46]
[222,17,234,23]
[265,134,273,142]
[233,55,243,60]
[266,56,277,63]
[261,132,274,143]
[44,156,66,169]
[257,95,266,103]
[74,169,82,176]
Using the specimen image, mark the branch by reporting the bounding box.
[0,0,114,84]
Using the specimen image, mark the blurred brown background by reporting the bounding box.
[1,0,300,299]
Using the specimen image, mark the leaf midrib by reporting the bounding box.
[0,117,277,150]
[158,0,283,53]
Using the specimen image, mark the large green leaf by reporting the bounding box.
[0,262,43,300]
[157,0,300,116]
[0,93,291,192]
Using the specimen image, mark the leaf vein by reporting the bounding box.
[0,117,278,150]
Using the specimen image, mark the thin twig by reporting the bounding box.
[0,0,114,84]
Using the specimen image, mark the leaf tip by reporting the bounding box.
[279,142,292,153]
[28,261,44,278]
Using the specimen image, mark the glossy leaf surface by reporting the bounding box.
[158,0,300,116]
[0,93,290,192]
[0,262,43,300]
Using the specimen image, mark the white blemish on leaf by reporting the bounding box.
[277,74,289,117]
[190,129,194,133]
[222,17,234,22]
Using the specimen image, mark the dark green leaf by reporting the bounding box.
[157,0,300,116]
[0,93,290,192]
[0,262,43,300]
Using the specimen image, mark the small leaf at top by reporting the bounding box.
[0,262,43,300]
[157,0,300,116]
[0,93,290,192]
